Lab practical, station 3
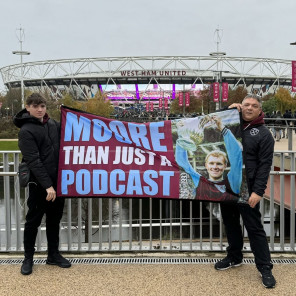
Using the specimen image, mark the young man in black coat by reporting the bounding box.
[13,93,71,275]
[214,94,276,289]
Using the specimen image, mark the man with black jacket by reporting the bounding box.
[13,93,71,275]
[214,94,276,289]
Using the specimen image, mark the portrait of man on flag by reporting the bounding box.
[173,109,245,203]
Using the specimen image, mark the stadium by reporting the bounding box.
[0,55,294,109]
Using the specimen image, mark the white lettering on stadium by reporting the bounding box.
[120,70,187,77]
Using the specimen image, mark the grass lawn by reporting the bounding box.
[0,141,20,163]
[0,140,20,151]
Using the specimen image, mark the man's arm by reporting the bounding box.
[222,129,243,194]
[212,115,243,194]
[175,142,201,187]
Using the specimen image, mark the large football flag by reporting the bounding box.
[58,106,247,203]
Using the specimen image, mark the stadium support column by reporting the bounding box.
[183,84,185,115]
[209,49,226,111]
[289,43,296,150]
[219,71,222,110]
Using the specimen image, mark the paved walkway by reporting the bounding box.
[273,131,295,151]
[0,253,296,296]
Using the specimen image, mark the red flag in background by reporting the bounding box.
[164,98,168,109]
[185,93,190,106]
[150,102,154,111]
[213,82,219,102]
[222,83,229,102]
[178,93,183,106]
[292,61,296,92]
[159,98,163,109]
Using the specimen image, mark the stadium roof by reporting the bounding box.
[0,56,294,95]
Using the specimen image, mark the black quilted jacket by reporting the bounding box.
[242,123,274,197]
[13,109,60,189]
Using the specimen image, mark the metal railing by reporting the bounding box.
[0,150,295,253]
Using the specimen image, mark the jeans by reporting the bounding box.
[24,183,65,258]
[220,202,273,270]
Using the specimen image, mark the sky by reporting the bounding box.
[0,0,295,91]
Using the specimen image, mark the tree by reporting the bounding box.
[60,92,83,110]
[2,88,22,117]
[83,91,114,117]
[224,86,248,107]
[169,93,203,115]
[262,97,278,114]
[198,87,216,114]
[274,88,296,113]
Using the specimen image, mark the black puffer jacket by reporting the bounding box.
[243,117,274,197]
[13,109,60,189]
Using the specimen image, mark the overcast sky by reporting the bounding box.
[0,0,295,91]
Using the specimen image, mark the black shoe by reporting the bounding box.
[259,268,276,288]
[46,252,71,268]
[215,257,242,270]
[21,258,33,275]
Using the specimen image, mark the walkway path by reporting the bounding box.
[0,253,295,296]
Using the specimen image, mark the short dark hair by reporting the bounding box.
[26,93,46,106]
[242,94,262,107]
[205,150,228,166]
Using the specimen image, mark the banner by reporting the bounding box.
[222,83,228,102]
[135,84,140,100]
[179,93,183,106]
[150,102,154,112]
[185,93,190,106]
[292,61,296,92]
[164,98,168,109]
[172,84,176,99]
[159,98,163,109]
[58,106,247,203]
[213,82,219,102]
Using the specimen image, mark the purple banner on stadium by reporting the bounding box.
[135,84,140,99]
[172,84,176,99]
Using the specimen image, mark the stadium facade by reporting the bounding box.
[0,56,294,107]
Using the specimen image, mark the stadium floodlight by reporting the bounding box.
[13,50,31,55]
[209,52,226,56]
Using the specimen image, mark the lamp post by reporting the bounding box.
[289,41,296,150]
[209,52,226,110]
[5,107,10,118]
[12,28,31,109]
[210,27,226,110]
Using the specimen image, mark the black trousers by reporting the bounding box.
[220,202,273,270]
[23,183,65,258]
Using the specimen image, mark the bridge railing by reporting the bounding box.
[0,150,295,253]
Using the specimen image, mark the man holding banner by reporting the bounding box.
[214,94,276,289]
[14,93,71,275]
